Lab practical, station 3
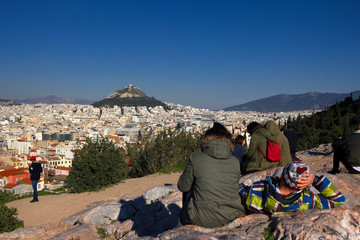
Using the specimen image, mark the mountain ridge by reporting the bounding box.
[0,99,21,106]
[223,90,360,112]
[16,95,94,105]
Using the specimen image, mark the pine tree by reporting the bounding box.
[292,97,360,150]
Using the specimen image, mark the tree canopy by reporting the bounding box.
[66,137,129,193]
[287,96,360,151]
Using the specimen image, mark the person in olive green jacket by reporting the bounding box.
[178,122,246,228]
[265,120,292,166]
[243,122,279,173]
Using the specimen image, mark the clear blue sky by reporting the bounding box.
[1,1,359,110]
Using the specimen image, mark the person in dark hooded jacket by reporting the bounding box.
[178,122,246,228]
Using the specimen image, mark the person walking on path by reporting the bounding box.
[29,156,43,203]
[329,123,360,174]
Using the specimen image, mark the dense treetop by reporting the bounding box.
[288,96,360,151]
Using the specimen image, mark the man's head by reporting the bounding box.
[30,156,36,162]
[282,162,310,190]
[247,122,261,135]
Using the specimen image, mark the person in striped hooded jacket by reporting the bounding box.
[239,162,345,214]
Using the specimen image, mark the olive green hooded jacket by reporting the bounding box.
[178,139,246,228]
[265,120,292,166]
[244,125,279,172]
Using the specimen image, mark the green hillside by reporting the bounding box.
[92,96,168,109]
[287,96,360,151]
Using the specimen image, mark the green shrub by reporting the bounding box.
[65,137,129,193]
[0,191,18,205]
[0,205,24,233]
[126,128,201,177]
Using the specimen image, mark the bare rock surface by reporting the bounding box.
[2,144,360,239]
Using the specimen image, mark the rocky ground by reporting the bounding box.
[1,143,360,240]
[6,172,182,227]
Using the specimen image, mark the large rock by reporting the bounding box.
[48,224,100,240]
[271,208,360,239]
[154,208,360,240]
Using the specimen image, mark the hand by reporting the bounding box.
[296,174,315,189]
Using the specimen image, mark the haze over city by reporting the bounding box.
[1,1,359,109]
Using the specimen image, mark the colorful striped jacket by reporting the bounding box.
[239,175,345,214]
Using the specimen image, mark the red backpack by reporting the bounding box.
[258,139,281,162]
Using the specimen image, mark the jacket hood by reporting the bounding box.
[265,120,281,136]
[202,139,232,159]
[254,127,277,141]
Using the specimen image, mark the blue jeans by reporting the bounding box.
[32,180,38,199]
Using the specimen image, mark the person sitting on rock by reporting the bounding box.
[328,123,360,174]
[239,162,345,215]
[242,122,280,174]
[232,134,246,165]
[178,122,246,228]
[265,120,292,166]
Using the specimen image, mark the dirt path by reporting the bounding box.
[6,172,182,227]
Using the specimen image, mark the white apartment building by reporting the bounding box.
[55,144,74,155]
[47,155,72,169]
[6,138,18,150]
[17,139,31,155]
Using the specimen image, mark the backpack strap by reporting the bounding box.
[257,147,267,160]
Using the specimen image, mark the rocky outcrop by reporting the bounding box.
[2,145,360,239]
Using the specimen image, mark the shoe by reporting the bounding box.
[30,198,39,203]
[328,169,340,174]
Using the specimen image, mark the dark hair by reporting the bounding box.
[204,122,232,140]
[247,122,261,135]
[234,135,245,145]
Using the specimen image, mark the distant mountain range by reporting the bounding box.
[3,88,360,112]
[92,84,168,109]
[0,99,21,106]
[16,95,94,105]
[223,90,360,112]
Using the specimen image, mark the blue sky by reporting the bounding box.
[1,1,359,110]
